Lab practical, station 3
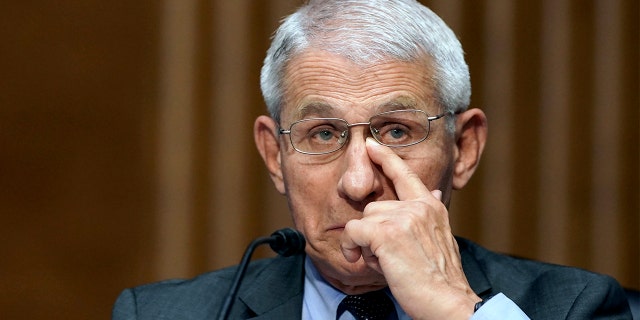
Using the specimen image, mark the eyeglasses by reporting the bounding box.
[279,109,454,155]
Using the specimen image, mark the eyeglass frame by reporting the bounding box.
[278,109,458,155]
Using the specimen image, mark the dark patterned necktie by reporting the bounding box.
[337,289,396,320]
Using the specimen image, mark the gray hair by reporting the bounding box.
[260,0,470,131]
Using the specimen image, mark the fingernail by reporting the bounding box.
[431,189,442,200]
[366,137,381,147]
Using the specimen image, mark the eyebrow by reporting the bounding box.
[377,98,419,112]
[294,96,421,119]
[296,102,335,119]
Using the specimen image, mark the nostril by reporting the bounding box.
[365,191,377,201]
[340,190,380,212]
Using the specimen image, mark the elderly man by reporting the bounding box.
[113,0,631,319]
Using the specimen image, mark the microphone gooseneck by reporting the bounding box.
[216,228,306,320]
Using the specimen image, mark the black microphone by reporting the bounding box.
[216,228,306,320]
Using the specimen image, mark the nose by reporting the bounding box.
[337,129,382,203]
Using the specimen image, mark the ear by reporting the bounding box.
[254,115,286,194]
[452,108,488,190]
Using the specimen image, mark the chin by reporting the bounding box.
[318,256,389,294]
[333,267,388,295]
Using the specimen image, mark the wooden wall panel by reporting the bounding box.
[0,1,160,319]
[155,0,198,281]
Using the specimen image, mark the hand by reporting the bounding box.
[340,138,480,320]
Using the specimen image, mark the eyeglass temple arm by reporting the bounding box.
[427,110,462,121]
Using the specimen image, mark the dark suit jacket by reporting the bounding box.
[112,237,631,319]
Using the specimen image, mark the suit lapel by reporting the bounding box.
[457,237,493,298]
[238,254,305,319]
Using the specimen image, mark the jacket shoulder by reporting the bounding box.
[457,237,631,319]
[112,255,303,320]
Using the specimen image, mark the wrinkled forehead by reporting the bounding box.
[279,49,438,121]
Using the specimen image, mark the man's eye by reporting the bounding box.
[378,124,412,143]
[315,130,335,141]
[389,128,407,139]
[307,127,339,142]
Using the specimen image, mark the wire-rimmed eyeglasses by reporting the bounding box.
[278,109,454,155]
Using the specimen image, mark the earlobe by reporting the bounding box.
[254,115,286,194]
[452,109,488,190]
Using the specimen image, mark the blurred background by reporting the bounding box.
[0,0,637,319]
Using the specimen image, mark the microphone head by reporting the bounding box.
[269,228,306,257]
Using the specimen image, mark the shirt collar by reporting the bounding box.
[302,256,408,320]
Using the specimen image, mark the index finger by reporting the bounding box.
[366,138,431,200]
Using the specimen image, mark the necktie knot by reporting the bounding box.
[337,289,396,320]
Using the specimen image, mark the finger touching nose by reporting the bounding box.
[337,138,382,202]
[365,138,430,200]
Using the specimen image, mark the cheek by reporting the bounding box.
[403,145,455,190]
[282,159,339,228]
